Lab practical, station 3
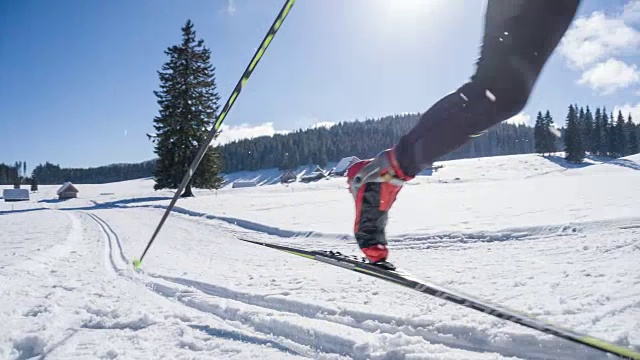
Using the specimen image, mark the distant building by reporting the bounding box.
[332,156,360,176]
[280,170,297,184]
[232,180,257,188]
[300,166,327,183]
[3,189,29,202]
[57,182,79,200]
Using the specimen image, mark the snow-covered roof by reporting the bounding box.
[2,189,29,200]
[334,156,360,174]
[57,182,79,195]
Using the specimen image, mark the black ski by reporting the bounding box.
[238,237,640,360]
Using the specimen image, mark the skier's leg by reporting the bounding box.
[394,0,582,176]
[347,0,581,262]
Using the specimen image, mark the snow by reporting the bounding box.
[0,153,639,359]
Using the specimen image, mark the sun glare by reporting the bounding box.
[368,0,453,30]
[376,0,445,18]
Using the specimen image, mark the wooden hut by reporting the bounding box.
[280,170,297,184]
[57,182,79,200]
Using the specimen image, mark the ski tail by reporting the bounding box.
[238,237,640,360]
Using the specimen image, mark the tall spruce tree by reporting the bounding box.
[564,105,584,162]
[609,111,616,156]
[592,107,602,155]
[542,110,557,154]
[534,111,544,154]
[582,106,593,153]
[601,108,610,156]
[150,20,223,197]
[627,114,638,155]
[613,110,627,156]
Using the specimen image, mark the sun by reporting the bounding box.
[374,0,445,18]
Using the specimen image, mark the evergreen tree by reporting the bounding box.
[542,110,557,154]
[30,177,38,192]
[613,110,627,156]
[534,111,544,154]
[601,108,610,156]
[609,111,616,156]
[627,114,638,155]
[150,20,224,197]
[564,105,584,162]
[592,107,602,155]
[582,106,593,153]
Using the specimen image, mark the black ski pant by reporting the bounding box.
[395,0,582,176]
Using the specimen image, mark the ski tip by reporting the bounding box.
[132,258,142,272]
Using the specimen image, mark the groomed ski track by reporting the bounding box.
[78,206,635,359]
[1,205,638,359]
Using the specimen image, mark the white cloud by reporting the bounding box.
[559,4,640,95]
[215,122,289,145]
[227,0,236,15]
[505,112,533,126]
[559,11,640,69]
[577,58,640,94]
[623,0,640,23]
[614,102,640,123]
[213,119,340,145]
[310,121,336,129]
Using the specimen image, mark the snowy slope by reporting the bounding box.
[0,153,639,359]
[222,163,336,188]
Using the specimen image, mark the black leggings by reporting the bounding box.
[395,0,582,176]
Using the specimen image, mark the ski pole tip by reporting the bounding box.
[132,258,142,272]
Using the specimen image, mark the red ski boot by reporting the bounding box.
[346,147,413,263]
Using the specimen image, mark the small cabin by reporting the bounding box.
[332,156,361,176]
[3,189,29,202]
[57,182,79,200]
[280,170,297,184]
[300,166,327,183]
[232,180,257,188]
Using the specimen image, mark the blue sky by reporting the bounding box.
[1,0,639,170]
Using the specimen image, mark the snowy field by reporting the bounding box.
[1,153,639,359]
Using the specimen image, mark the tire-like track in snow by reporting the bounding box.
[82,211,609,360]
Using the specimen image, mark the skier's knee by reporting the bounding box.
[472,57,536,122]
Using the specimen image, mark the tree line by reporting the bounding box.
[0,161,159,186]
[219,115,535,173]
[534,105,639,163]
[6,105,639,186]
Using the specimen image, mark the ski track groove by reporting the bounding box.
[98,200,640,254]
[81,211,609,360]
[82,211,505,359]
[85,212,119,275]
[82,211,348,359]
[148,271,608,360]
